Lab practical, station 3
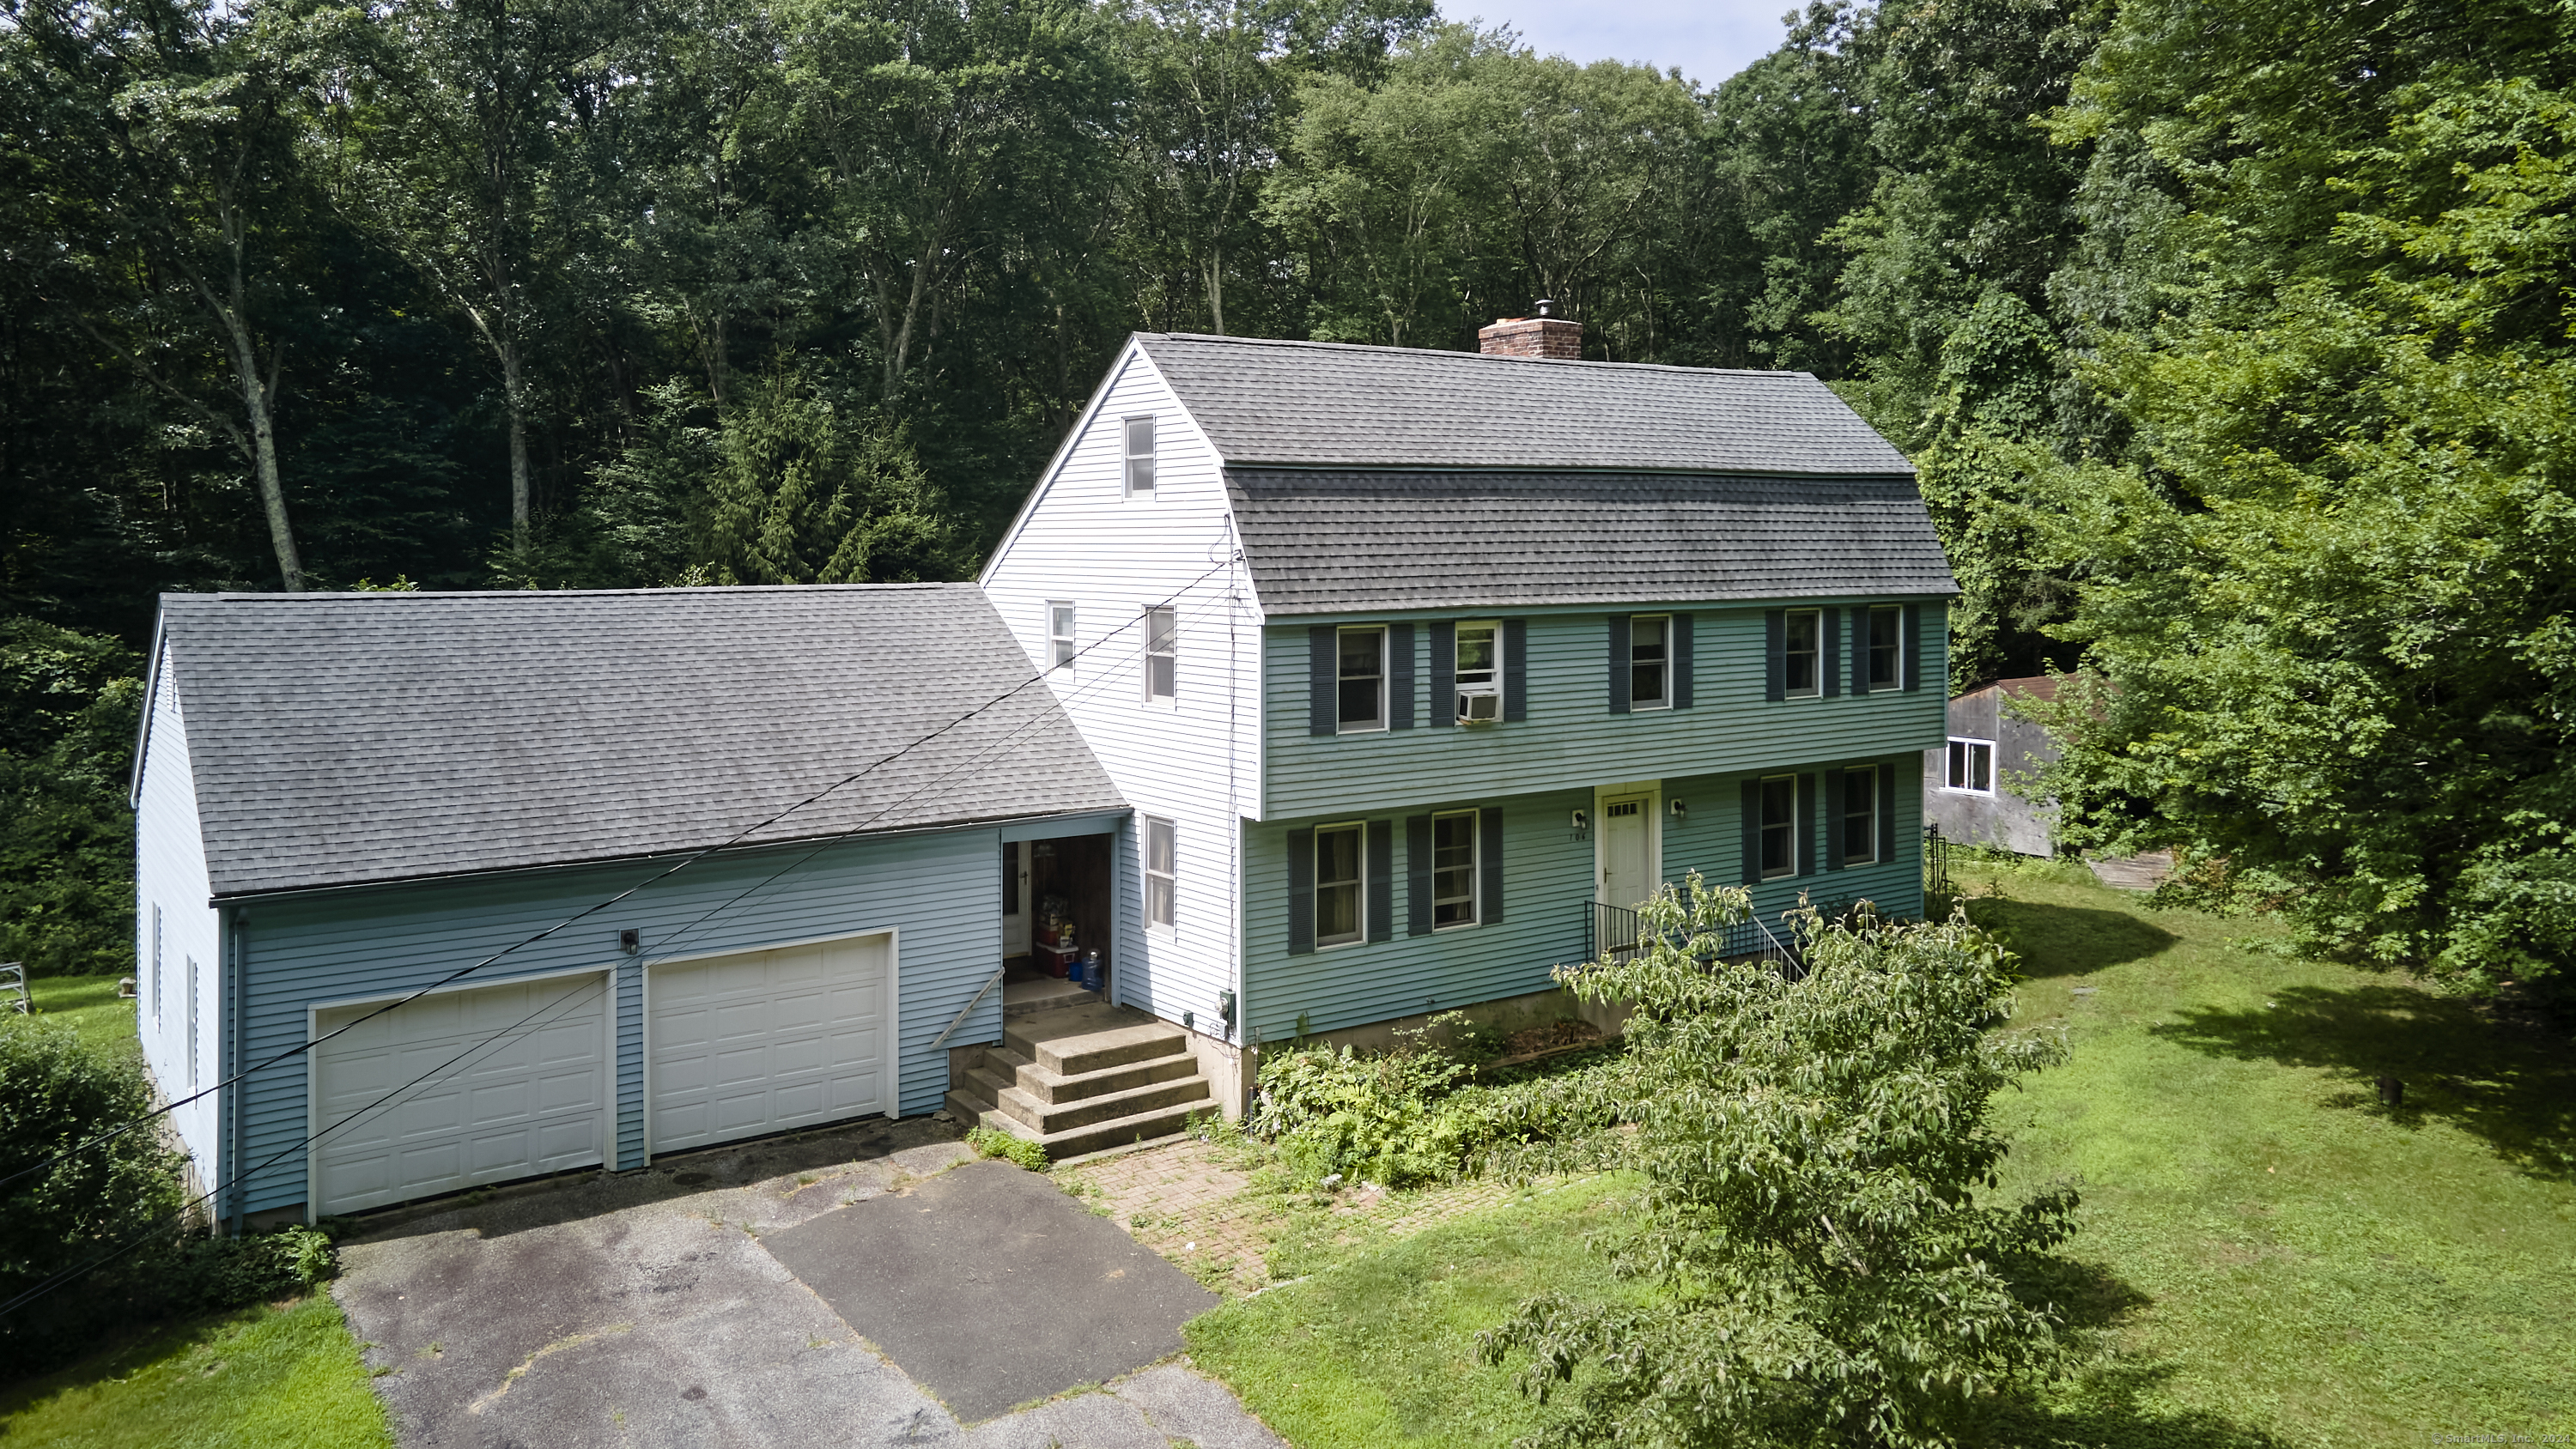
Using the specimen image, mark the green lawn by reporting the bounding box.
[2,974,393,1446]
[1187,1178,1648,1447]
[1188,864,2576,1448]
[0,1295,392,1449]
[19,973,141,1060]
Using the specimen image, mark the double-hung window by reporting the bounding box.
[1145,816,1177,931]
[1315,823,1365,946]
[1047,602,1076,670]
[1759,774,1798,879]
[1629,615,1671,709]
[1145,606,1176,701]
[1123,416,1157,497]
[1866,604,1903,690]
[1338,627,1386,731]
[1432,810,1479,927]
[1841,765,1879,864]
[1455,621,1501,722]
[1946,738,1995,794]
[1783,609,1821,697]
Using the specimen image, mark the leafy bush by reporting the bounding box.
[965,1125,1051,1173]
[0,1017,337,1377]
[0,616,142,976]
[1251,1014,1616,1188]
[1481,876,2082,1448]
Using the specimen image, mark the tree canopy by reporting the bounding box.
[6,0,2573,997]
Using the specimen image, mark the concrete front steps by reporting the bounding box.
[945,1000,1218,1160]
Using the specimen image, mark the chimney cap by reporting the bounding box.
[1535,298,1556,317]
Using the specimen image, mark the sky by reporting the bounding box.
[1460,0,1803,89]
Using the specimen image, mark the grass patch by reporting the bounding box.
[1188,864,2575,1447]
[19,973,139,1060]
[1962,861,2576,1446]
[0,1294,392,1448]
[1186,1176,1645,1447]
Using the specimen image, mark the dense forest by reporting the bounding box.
[3,0,2573,1002]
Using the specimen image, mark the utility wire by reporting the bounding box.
[0,972,611,1324]
[3,560,1236,1196]
[4,561,1243,1320]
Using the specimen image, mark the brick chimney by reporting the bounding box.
[1478,300,1583,359]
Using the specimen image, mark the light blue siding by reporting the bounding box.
[1242,756,1928,1045]
[231,825,1012,1216]
[1262,601,1950,821]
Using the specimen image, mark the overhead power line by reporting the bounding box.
[3,558,1238,1197]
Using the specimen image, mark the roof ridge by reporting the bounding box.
[1142,331,1817,381]
[186,582,974,602]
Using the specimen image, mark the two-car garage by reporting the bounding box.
[310,931,893,1218]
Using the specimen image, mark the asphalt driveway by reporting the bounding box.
[332,1118,1280,1447]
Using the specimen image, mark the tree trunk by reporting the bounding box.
[501,340,532,549]
[208,254,303,591]
[1204,244,1225,335]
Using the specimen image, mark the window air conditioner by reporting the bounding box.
[1459,690,1501,723]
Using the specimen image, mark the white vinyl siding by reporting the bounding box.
[978,343,1260,1040]
[132,645,225,1181]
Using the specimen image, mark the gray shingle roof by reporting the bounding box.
[1224,469,1959,615]
[1136,333,1916,475]
[154,585,1123,898]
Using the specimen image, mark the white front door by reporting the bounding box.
[1600,793,1656,907]
[311,973,611,1217]
[1001,841,1030,956]
[647,932,890,1155]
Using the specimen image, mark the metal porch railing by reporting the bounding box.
[1583,900,1804,979]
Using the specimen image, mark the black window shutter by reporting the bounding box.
[1765,609,1786,701]
[1823,608,1843,699]
[1823,769,1845,871]
[1740,780,1763,885]
[1503,621,1528,721]
[1389,622,1415,730]
[1406,815,1432,936]
[1479,808,1504,922]
[1608,615,1631,714]
[1879,761,1899,864]
[1430,622,1456,731]
[1308,627,1337,735]
[1287,828,1315,955]
[1902,604,1923,691]
[1796,773,1819,876]
[1853,607,1872,695]
[1672,613,1694,709]
[1367,820,1394,943]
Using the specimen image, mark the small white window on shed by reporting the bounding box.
[1946,738,1995,794]
[1145,606,1177,701]
[1047,601,1076,670]
[1123,416,1157,497]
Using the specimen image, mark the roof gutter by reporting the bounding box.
[203,803,1133,909]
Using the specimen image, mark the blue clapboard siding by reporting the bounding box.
[229,825,1005,1216]
[1263,602,1949,821]
[1241,756,1927,1045]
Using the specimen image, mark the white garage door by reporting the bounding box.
[312,973,611,1216]
[648,932,890,1155]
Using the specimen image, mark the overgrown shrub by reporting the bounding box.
[1481,875,2084,1448]
[965,1125,1052,1173]
[0,1017,337,1378]
[1250,1014,1617,1188]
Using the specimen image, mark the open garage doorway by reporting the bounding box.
[1001,831,1115,1012]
